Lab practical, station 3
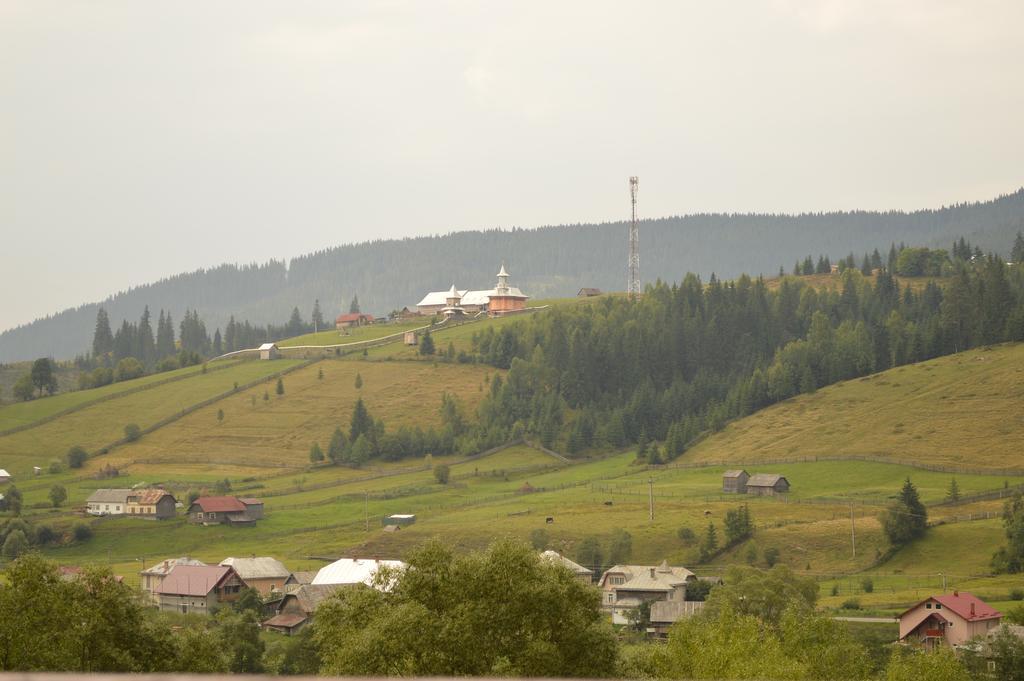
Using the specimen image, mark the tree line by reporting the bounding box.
[4,189,1024,363]
[462,247,1024,459]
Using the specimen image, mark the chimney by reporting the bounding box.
[971,602,976,617]
[650,568,656,578]
[954,590,959,597]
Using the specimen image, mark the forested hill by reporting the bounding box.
[3,189,1023,361]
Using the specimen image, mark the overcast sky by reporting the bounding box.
[2,1,1022,332]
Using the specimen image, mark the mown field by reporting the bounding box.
[687,343,1024,471]
[0,310,1021,619]
[276,318,428,348]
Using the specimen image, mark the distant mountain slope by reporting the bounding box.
[2,189,1022,361]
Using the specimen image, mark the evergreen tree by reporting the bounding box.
[349,295,360,314]
[419,330,435,356]
[309,442,325,463]
[882,478,928,546]
[276,377,284,395]
[213,329,222,355]
[354,373,363,389]
[287,307,304,337]
[699,522,719,562]
[92,308,114,359]
[327,427,348,464]
[30,358,58,397]
[946,478,961,502]
[350,398,374,442]
[156,310,176,359]
[1013,231,1024,264]
[137,306,156,368]
[312,299,325,332]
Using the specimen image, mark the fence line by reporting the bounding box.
[648,454,1024,477]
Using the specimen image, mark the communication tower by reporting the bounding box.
[628,176,640,299]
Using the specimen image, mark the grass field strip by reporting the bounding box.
[0,360,241,438]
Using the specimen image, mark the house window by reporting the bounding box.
[197,512,204,519]
[610,576,625,585]
[926,603,932,609]
[607,593,614,603]
[935,604,942,609]
[210,512,216,519]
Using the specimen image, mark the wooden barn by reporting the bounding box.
[259,343,279,360]
[722,470,749,493]
[745,473,790,496]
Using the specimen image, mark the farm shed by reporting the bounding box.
[745,473,790,496]
[0,469,10,483]
[258,343,280,360]
[577,288,602,297]
[722,470,749,493]
[403,331,418,346]
[383,513,416,527]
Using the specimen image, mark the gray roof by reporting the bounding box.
[747,473,788,487]
[600,560,695,591]
[86,489,132,504]
[291,570,318,585]
[540,550,593,576]
[722,469,748,478]
[282,584,347,614]
[220,556,292,580]
[141,557,207,577]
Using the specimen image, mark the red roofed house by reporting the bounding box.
[898,591,1002,649]
[335,313,374,330]
[156,564,244,614]
[187,496,264,526]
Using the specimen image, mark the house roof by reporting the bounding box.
[747,473,788,487]
[578,288,602,296]
[258,343,277,351]
[86,489,132,504]
[263,613,307,630]
[0,469,10,478]
[540,550,593,576]
[336,313,373,323]
[220,556,292,580]
[127,489,175,505]
[190,496,247,513]
[239,498,263,506]
[158,565,236,596]
[291,570,318,585]
[723,470,748,478]
[282,584,347,614]
[900,592,1002,622]
[418,288,527,308]
[312,558,406,589]
[141,557,206,577]
[600,560,695,591]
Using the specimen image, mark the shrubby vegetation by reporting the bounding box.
[992,492,1024,573]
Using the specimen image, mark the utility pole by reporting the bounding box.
[365,491,369,532]
[850,503,856,559]
[628,177,640,300]
[649,477,655,522]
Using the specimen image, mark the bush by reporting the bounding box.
[841,598,861,610]
[156,356,180,373]
[113,357,145,382]
[861,577,874,593]
[831,584,839,596]
[123,423,141,442]
[66,445,88,469]
[47,460,63,474]
[763,547,780,567]
[677,527,697,545]
[1010,588,1024,601]
[35,524,58,545]
[434,464,450,485]
[72,523,93,542]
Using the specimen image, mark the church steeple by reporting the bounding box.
[496,263,510,294]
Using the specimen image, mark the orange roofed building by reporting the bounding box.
[898,591,1002,650]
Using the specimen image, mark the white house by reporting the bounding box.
[86,489,132,516]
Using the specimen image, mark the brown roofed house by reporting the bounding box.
[157,564,244,614]
[188,496,263,526]
[220,556,296,597]
[126,489,177,519]
[263,584,347,635]
[745,473,790,496]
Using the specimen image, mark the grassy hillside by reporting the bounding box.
[1,315,1021,618]
[686,343,1024,471]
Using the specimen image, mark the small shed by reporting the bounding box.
[722,470,749,494]
[259,343,280,360]
[383,514,416,527]
[746,473,790,496]
[577,288,603,297]
[33,466,42,476]
[403,331,418,346]
[0,469,10,484]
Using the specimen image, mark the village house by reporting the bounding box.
[335,312,374,330]
[140,557,207,605]
[311,557,406,590]
[187,496,264,526]
[86,489,131,516]
[722,470,750,493]
[540,550,594,583]
[745,473,790,496]
[262,584,346,635]
[649,600,706,637]
[599,560,697,625]
[125,489,177,519]
[219,556,296,597]
[156,564,244,615]
[258,343,279,360]
[898,591,1002,650]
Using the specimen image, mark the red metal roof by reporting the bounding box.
[899,591,1002,622]
[191,496,246,513]
[158,565,235,596]
[336,313,373,323]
